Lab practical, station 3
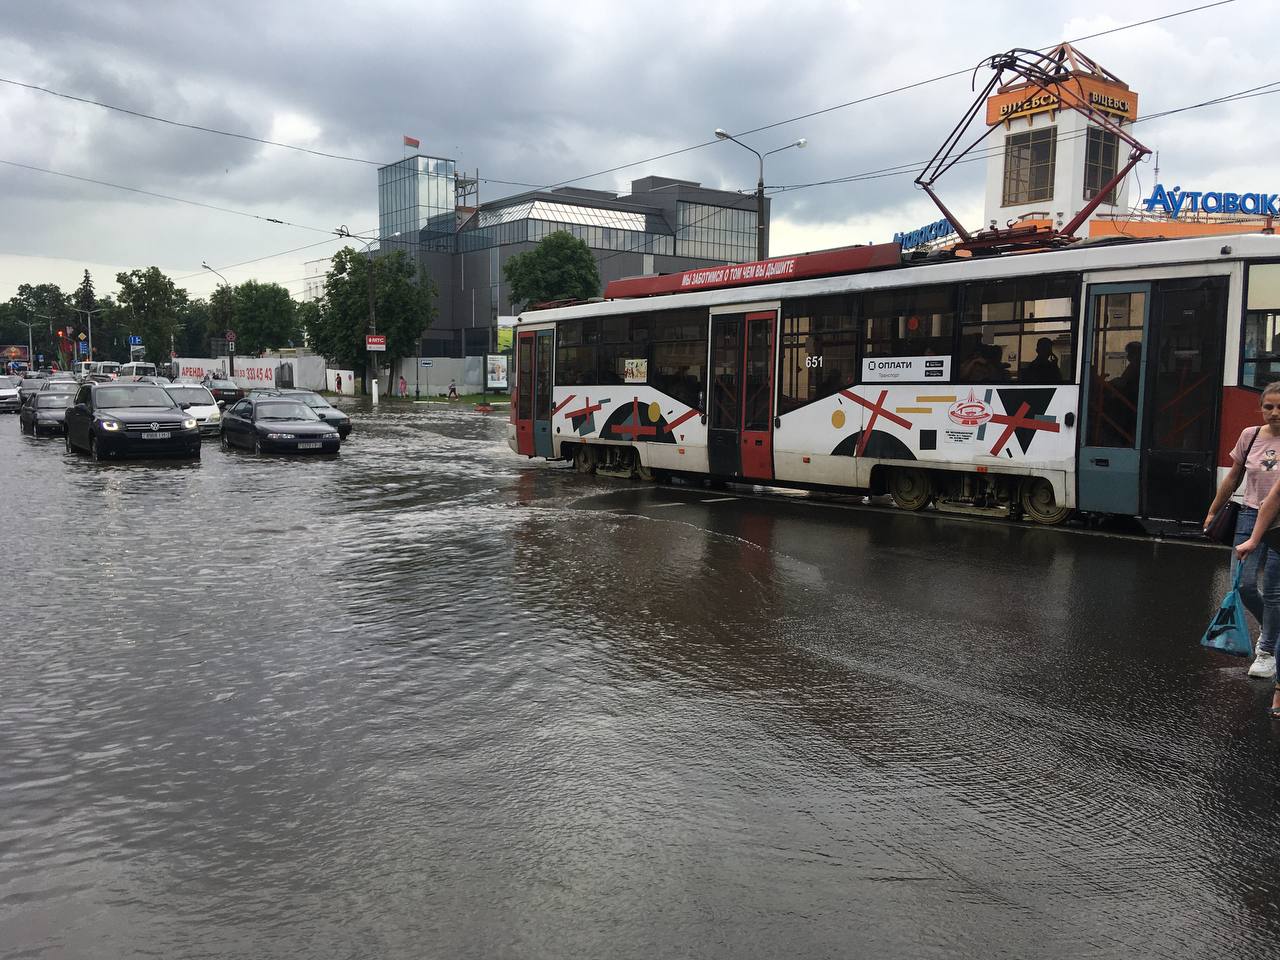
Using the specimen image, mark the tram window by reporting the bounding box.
[556,345,596,385]
[602,316,629,342]
[558,319,583,345]
[779,295,858,414]
[650,340,706,410]
[863,285,956,361]
[651,309,706,342]
[960,275,1077,383]
[596,343,627,384]
[1243,265,1280,389]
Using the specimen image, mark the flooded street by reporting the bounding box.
[2,401,1278,959]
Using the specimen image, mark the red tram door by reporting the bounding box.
[707,310,776,481]
[514,331,535,456]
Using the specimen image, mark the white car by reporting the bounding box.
[0,375,20,413]
[164,384,222,438]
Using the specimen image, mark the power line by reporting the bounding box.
[767,79,1280,193]
[0,158,335,234]
[514,0,1237,195]
[0,0,1234,204]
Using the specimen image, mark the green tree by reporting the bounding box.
[502,230,601,307]
[115,267,188,364]
[307,246,435,373]
[10,284,69,368]
[73,270,95,313]
[232,280,297,355]
[176,298,212,357]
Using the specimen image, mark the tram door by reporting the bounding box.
[1078,284,1150,515]
[514,329,554,458]
[707,310,776,481]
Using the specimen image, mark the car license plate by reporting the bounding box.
[141,431,171,439]
[298,441,322,449]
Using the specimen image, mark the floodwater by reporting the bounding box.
[1,400,1277,960]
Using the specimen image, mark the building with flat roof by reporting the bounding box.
[373,156,767,356]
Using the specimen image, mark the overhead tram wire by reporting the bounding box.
[0,0,1234,204]
[502,0,1236,196]
[0,158,335,235]
[765,79,1280,194]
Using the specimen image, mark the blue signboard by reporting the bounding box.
[77,341,88,355]
[893,217,956,250]
[1143,184,1280,218]
[127,335,143,346]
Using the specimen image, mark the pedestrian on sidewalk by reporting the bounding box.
[448,379,459,400]
[335,372,343,394]
[1218,382,1280,691]
[399,374,407,398]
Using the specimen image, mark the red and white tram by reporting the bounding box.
[510,233,1280,525]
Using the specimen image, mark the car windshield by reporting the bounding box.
[293,392,329,408]
[209,380,236,389]
[20,379,42,389]
[166,387,215,405]
[0,376,18,388]
[36,394,72,409]
[255,401,318,421]
[42,382,77,392]
[95,386,175,408]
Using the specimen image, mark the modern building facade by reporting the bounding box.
[373,157,767,356]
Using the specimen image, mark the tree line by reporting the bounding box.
[0,229,601,372]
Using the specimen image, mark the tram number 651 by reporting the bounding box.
[805,355,824,368]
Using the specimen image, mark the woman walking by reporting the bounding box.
[1215,383,1280,693]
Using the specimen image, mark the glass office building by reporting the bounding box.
[378,156,457,251]
[373,159,766,356]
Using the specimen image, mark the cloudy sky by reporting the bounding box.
[0,0,1272,303]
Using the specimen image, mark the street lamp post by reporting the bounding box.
[14,318,35,373]
[202,261,233,377]
[337,226,381,400]
[714,128,807,261]
[35,313,66,371]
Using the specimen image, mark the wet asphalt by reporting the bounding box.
[1,399,1276,960]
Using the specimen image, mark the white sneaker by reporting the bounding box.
[1248,652,1277,679]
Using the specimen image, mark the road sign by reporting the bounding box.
[366,334,387,352]
[225,330,237,343]
[128,335,143,346]
[78,332,86,341]
[420,358,433,367]
[78,341,88,355]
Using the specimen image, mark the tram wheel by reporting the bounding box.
[634,450,654,482]
[573,444,596,474]
[1020,477,1072,525]
[888,467,933,511]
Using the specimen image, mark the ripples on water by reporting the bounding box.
[0,402,1277,959]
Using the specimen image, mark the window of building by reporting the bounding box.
[863,286,956,362]
[648,308,708,410]
[778,296,858,415]
[676,202,756,262]
[1243,263,1280,389]
[1002,127,1056,206]
[1083,127,1119,205]
[959,275,1077,384]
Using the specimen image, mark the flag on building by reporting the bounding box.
[403,135,420,149]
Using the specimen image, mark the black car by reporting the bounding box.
[221,396,340,454]
[64,382,201,460]
[253,388,352,439]
[205,378,243,405]
[20,391,72,435]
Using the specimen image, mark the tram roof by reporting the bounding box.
[516,232,1280,326]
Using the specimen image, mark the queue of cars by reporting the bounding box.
[6,370,353,461]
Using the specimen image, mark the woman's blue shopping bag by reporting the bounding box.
[1201,565,1254,657]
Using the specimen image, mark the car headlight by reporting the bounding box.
[209,410,221,421]
[266,432,296,440]
[182,418,197,430]
[99,419,121,431]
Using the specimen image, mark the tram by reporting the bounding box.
[509,233,1280,525]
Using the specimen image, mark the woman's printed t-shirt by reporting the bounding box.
[1232,427,1280,508]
